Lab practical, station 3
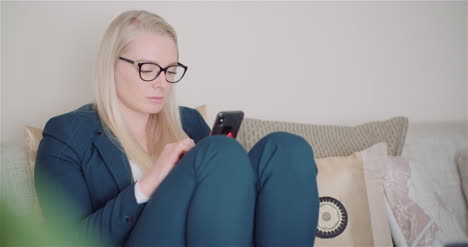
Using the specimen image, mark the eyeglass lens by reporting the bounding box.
[140,63,185,82]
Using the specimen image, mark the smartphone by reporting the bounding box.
[210,111,244,139]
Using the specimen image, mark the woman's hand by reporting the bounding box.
[139,138,195,198]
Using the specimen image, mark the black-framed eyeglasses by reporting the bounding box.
[118,56,188,83]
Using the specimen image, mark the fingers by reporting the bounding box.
[173,138,194,163]
[168,138,194,156]
[161,138,194,160]
[178,138,195,153]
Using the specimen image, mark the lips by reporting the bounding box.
[146,96,164,104]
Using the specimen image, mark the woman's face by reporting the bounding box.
[115,31,178,115]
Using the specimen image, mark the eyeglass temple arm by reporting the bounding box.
[119,57,139,65]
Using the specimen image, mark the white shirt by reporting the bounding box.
[129,160,150,204]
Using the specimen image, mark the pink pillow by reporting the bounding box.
[379,156,467,245]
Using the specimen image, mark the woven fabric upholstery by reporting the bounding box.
[237,116,408,158]
[456,150,468,209]
[0,144,38,218]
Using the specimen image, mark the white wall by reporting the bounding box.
[1,1,467,145]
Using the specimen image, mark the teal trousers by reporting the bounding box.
[124,132,319,247]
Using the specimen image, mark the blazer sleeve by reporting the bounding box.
[34,116,144,246]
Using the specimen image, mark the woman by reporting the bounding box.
[34,10,319,247]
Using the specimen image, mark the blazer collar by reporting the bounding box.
[92,117,133,192]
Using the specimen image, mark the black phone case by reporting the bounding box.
[210,111,244,139]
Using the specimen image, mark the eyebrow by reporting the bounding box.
[137,59,178,66]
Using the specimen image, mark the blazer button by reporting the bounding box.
[125,216,133,224]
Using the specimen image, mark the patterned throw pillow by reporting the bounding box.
[314,143,392,246]
[237,116,408,158]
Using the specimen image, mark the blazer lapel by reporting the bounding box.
[92,128,133,192]
[88,105,202,192]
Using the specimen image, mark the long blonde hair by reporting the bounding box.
[91,10,188,174]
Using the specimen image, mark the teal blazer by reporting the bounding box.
[34,103,211,246]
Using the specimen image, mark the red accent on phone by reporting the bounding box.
[227,132,234,138]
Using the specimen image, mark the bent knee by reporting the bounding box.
[262,132,314,156]
[197,135,248,157]
[260,132,317,174]
[192,135,253,179]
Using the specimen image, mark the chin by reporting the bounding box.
[144,103,164,114]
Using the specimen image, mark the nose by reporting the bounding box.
[151,72,169,89]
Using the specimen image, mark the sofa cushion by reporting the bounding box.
[0,144,39,218]
[237,116,408,158]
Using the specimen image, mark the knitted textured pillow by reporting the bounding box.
[237,116,408,158]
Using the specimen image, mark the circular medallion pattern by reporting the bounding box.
[316,196,348,239]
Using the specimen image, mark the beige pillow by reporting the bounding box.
[314,143,392,246]
[195,104,208,124]
[456,150,468,207]
[24,125,43,173]
[237,116,408,158]
[23,125,43,217]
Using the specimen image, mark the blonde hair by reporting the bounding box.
[91,10,188,174]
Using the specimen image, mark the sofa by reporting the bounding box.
[236,115,468,246]
[1,105,467,246]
